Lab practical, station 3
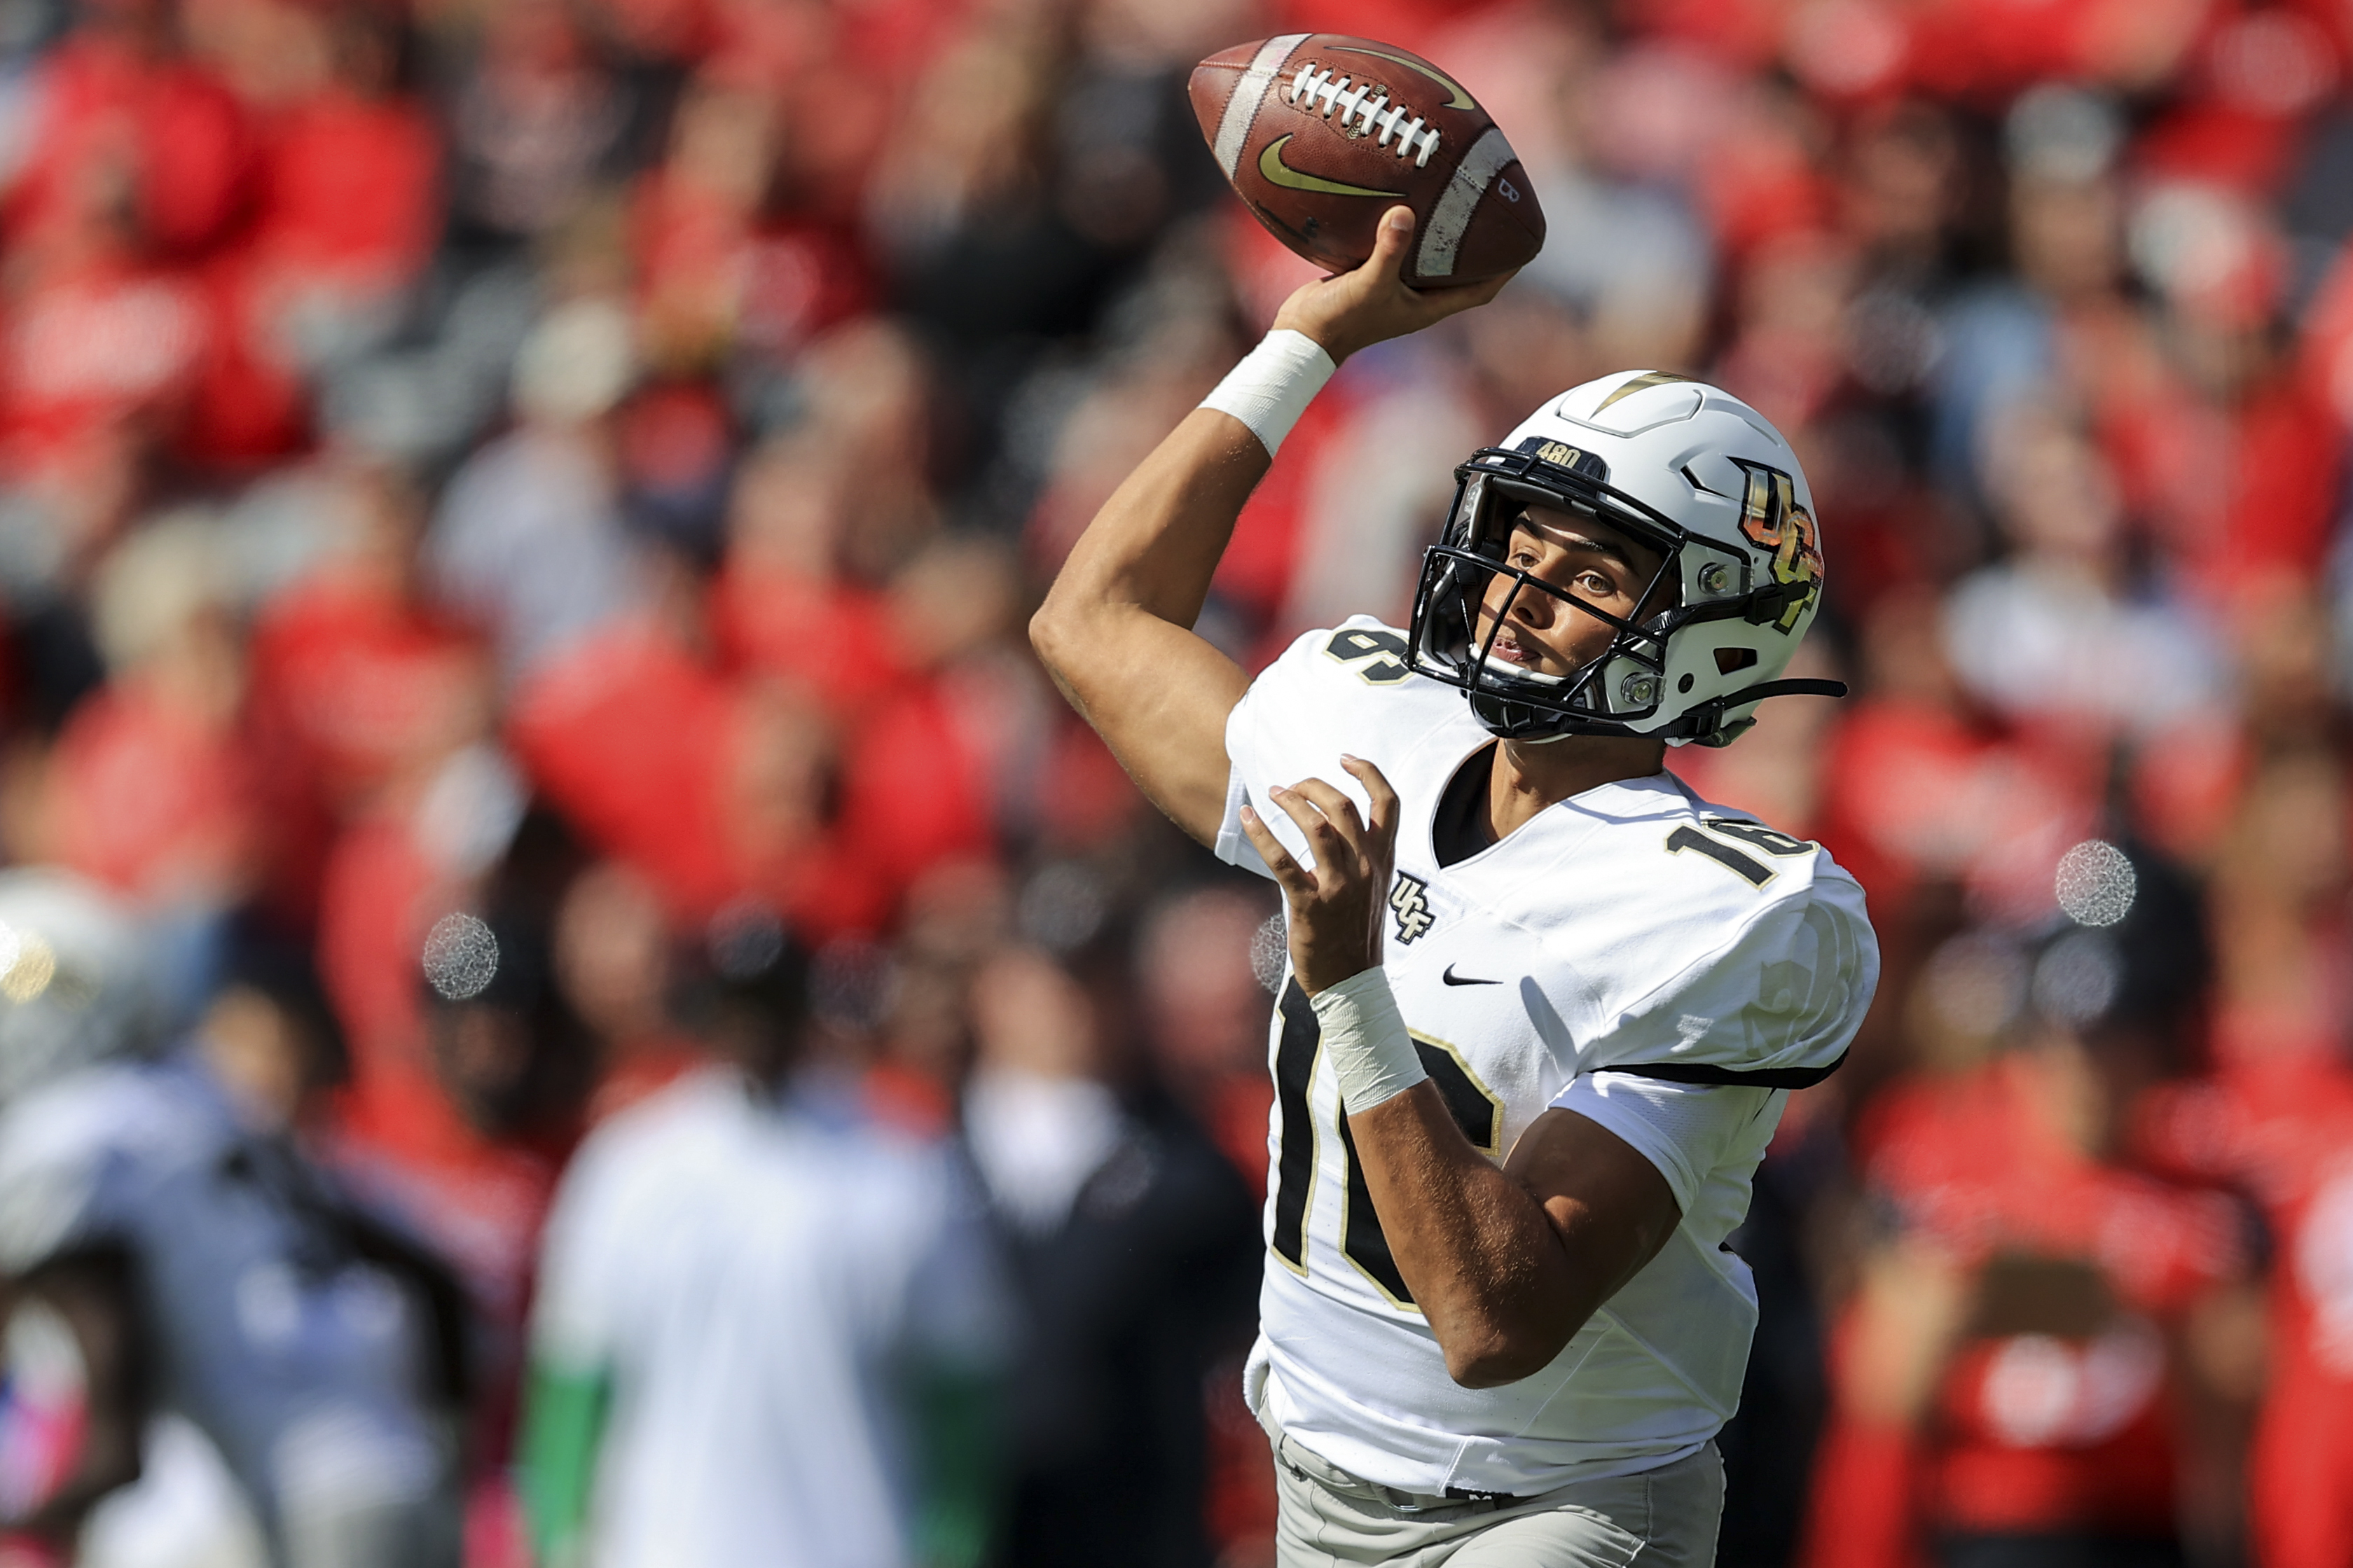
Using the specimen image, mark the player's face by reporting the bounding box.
[1472,504,1669,680]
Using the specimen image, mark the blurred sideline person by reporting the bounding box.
[0,879,467,1568]
[962,943,1260,1568]
[519,910,1010,1568]
[1033,209,1879,1564]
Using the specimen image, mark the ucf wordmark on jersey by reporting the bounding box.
[1215,617,1878,1497]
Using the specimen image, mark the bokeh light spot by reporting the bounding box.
[2055,840,2136,927]
[1250,913,1288,996]
[422,913,499,1001]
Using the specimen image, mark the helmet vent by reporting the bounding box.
[1681,464,1730,499]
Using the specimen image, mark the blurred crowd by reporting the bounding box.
[0,0,2342,1562]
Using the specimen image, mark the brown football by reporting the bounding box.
[1189,34,1545,288]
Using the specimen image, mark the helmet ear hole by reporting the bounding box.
[1714,646,1759,675]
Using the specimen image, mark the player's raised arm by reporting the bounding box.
[1029,207,1512,847]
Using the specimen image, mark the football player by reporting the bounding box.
[1032,205,1880,1566]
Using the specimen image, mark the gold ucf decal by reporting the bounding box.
[1732,461,1823,633]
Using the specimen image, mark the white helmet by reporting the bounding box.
[1407,370,1843,746]
[0,870,161,1104]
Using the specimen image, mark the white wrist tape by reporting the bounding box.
[1309,966,1427,1113]
[1199,329,1336,457]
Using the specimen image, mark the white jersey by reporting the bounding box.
[1215,618,1879,1497]
[531,1067,1009,1568]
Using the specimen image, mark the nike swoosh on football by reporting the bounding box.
[1441,966,1500,986]
[1258,135,1403,200]
[1325,43,1474,108]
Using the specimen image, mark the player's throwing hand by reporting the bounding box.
[1238,756,1401,995]
[1272,208,1514,366]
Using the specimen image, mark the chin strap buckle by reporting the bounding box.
[1741,580,1815,625]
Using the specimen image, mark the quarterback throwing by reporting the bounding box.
[1033,207,1879,1566]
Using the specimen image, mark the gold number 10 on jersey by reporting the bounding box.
[1268,980,1504,1308]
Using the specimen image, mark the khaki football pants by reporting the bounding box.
[1268,1424,1724,1567]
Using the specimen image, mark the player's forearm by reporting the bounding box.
[1347,1085,1590,1388]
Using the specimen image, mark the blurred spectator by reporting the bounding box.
[426,295,644,686]
[2137,748,2353,1568]
[551,858,703,1121]
[46,513,265,948]
[520,915,1009,1568]
[1943,405,2230,742]
[247,460,486,826]
[1133,884,1284,1559]
[442,0,634,256]
[964,944,1258,1568]
[1805,854,2241,1568]
[0,891,466,1567]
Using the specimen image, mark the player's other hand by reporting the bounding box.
[1272,207,1516,366]
[1241,756,1401,994]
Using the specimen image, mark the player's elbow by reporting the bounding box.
[1028,599,1077,681]
[1442,1317,1581,1389]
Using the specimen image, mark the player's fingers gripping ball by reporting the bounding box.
[1269,207,1514,366]
[1238,756,1401,995]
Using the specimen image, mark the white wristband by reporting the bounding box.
[1309,966,1427,1113]
[1199,329,1336,457]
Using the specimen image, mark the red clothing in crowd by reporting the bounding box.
[179,85,441,464]
[1807,1060,2242,1568]
[313,802,448,1109]
[0,254,208,467]
[630,169,871,361]
[47,679,261,903]
[2140,1057,2353,1568]
[250,87,441,282]
[1817,694,2097,919]
[247,572,481,813]
[6,34,252,258]
[708,564,899,721]
[507,618,899,938]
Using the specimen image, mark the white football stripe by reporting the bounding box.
[1212,34,1311,178]
[1416,127,1518,277]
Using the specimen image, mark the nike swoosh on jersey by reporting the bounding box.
[1441,965,1500,986]
[1259,135,1403,200]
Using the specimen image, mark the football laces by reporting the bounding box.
[1285,65,1442,167]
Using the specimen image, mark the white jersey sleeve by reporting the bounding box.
[1566,857,1877,1085]
[1550,1074,1780,1216]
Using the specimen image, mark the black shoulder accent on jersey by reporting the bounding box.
[1601,1048,1848,1090]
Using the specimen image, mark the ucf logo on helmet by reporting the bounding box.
[1731,459,1823,634]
